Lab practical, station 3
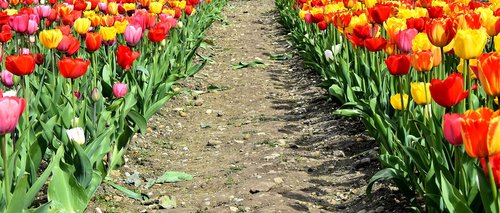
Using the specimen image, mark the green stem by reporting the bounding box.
[487,158,499,210]
[1,135,10,202]
[399,76,405,111]
[70,79,77,127]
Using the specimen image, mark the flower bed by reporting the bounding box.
[276,0,500,211]
[0,0,226,211]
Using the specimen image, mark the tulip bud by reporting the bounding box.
[35,53,44,65]
[177,21,183,28]
[66,127,85,145]
[74,91,81,100]
[91,87,101,101]
[113,82,128,98]
[3,90,17,97]
[1,70,14,87]
[71,117,79,127]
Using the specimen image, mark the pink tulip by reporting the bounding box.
[159,15,177,28]
[98,2,107,12]
[443,113,463,145]
[0,1,7,9]
[8,14,29,34]
[20,48,30,55]
[395,28,418,53]
[27,20,38,35]
[34,5,52,18]
[124,25,142,46]
[1,70,14,88]
[29,14,40,25]
[113,82,128,98]
[0,92,26,135]
[304,13,313,24]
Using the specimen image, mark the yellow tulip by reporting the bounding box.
[412,33,434,52]
[83,11,96,18]
[114,20,128,34]
[346,14,368,34]
[150,2,163,14]
[107,2,118,15]
[99,27,117,41]
[74,18,91,35]
[123,3,136,11]
[5,9,17,16]
[454,28,488,59]
[39,29,63,49]
[364,0,377,8]
[495,34,500,51]
[384,17,407,41]
[485,16,499,37]
[390,93,409,110]
[162,8,175,16]
[410,82,431,105]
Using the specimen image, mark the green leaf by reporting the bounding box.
[156,171,193,183]
[439,171,473,213]
[105,181,148,201]
[48,163,88,213]
[72,142,93,188]
[127,110,147,134]
[7,176,29,213]
[268,53,293,60]
[231,60,266,69]
[207,85,227,92]
[366,168,413,199]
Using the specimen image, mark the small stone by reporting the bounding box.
[229,206,239,212]
[207,140,223,146]
[217,111,224,117]
[234,140,244,144]
[357,210,366,213]
[333,150,346,158]
[274,177,284,184]
[249,181,275,194]
[95,208,103,213]
[182,147,189,151]
[179,111,188,117]
[194,99,204,106]
[243,134,251,140]
[277,139,286,147]
[264,153,280,161]
[206,109,213,114]
[204,201,211,206]
[375,206,384,213]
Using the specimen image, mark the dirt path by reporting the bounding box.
[89,0,408,212]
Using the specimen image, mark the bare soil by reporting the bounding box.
[87,0,410,212]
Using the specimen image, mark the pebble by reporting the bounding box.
[243,134,251,140]
[95,208,103,213]
[182,147,189,151]
[207,140,223,146]
[204,201,211,206]
[194,99,204,106]
[264,153,280,161]
[277,139,287,147]
[179,111,188,117]
[357,210,366,213]
[375,206,385,212]
[274,177,284,184]
[229,206,239,212]
[249,181,275,194]
[206,109,213,114]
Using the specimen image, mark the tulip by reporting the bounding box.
[113,82,128,98]
[34,5,51,18]
[426,18,457,47]
[406,17,426,32]
[148,25,167,42]
[411,50,434,72]
[477,52,500,96]
[384,17,407,41]
[26,20,37,35]
[85,32,101,52]
[460,107,500,158]
[457,58,478,80]
[412,33,433,52]
[66,127,85,145]
[0,94,26,135]
[35,53,44,65]
[124,25,142,46]
[443,113,463,145]
[116,45,140,70]
[390,93,408,110]
[150,2,162,14]
[39,29,63,49]
[368,4,391,25]
[74,17,91,34]
[430,73,469,108]
[5,54,35,76]
[99,26,117,41]
[411,82,431,105]
[394,28,418,53]
[364,37,387,52]
[385,54,411,76]
[0,25,12,43]
[57,35,80,56]
[428,6,444,19]
[58,57,90,79]
[454,28,488,59]
[8,14,28,34]
[114,20,128,34]
[1,70,13,87]
[91,87,100,102]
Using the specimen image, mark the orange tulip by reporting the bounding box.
[425,18,457,47]
[461,108,500,158]
[411,50,434,72]
[477,52,500,96]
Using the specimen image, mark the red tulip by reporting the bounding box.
[148,25,167,42]
[480,154,500,185]
[385,54,411,76]
[5,54,35,76]
[317,21,327,30]
[368,4,392,25]
[364,37,387,52]
[406,17,426,32]
[85,32,102,52]
[428,6,444,19]
[58,57,90,79]
[116,45,140,70]
[0,25,12,43]
[426,18,457,47]
[429,73,469,108]
[0,92,26,135]
[57,35,80,56]
[35,53,44,65]
[443,113,463,145]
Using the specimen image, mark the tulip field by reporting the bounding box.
[0,0,227,211]
[276,0,500,212]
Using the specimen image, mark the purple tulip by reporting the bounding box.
[1,70,14,88]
